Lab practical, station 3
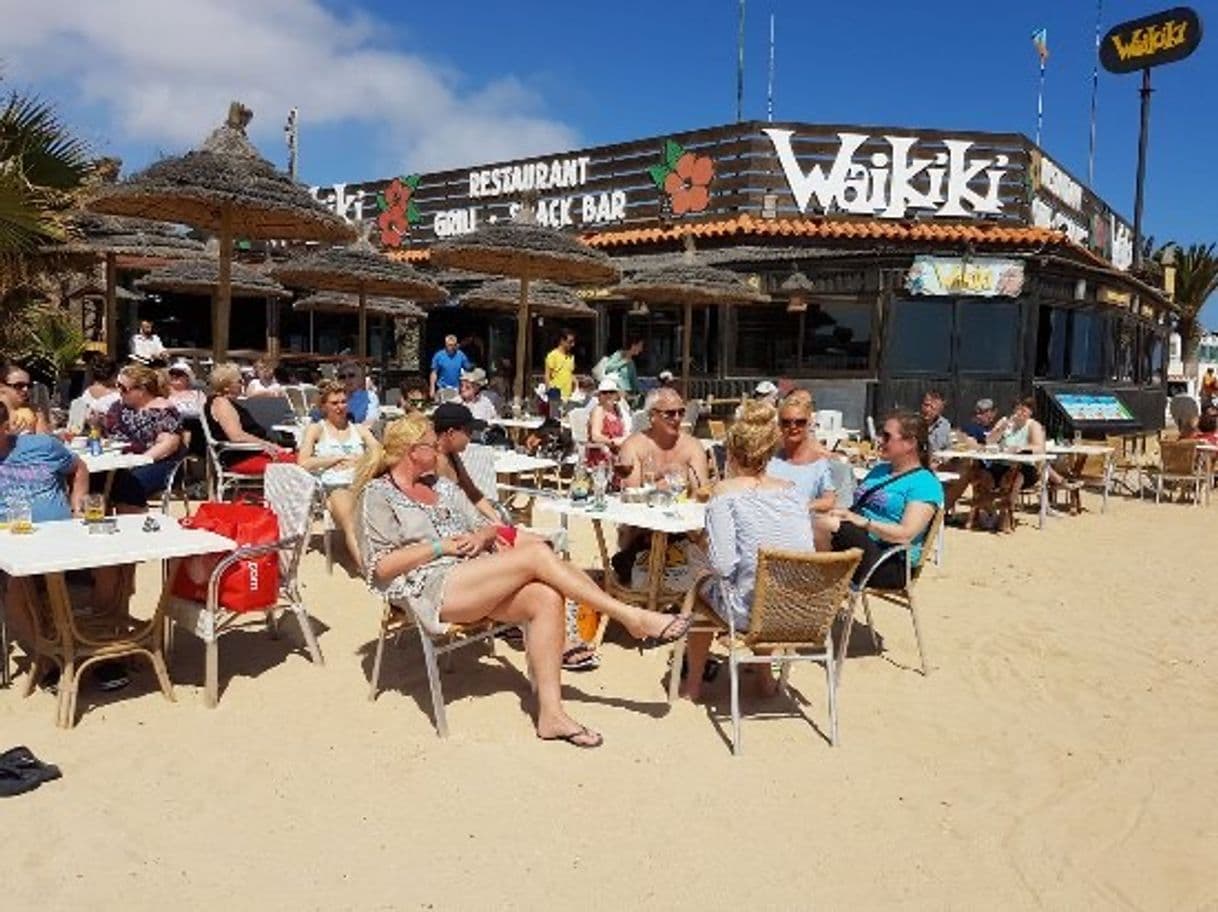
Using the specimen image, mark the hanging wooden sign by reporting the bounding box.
[1100,6,1203,74]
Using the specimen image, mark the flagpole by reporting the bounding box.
[1036,57,1046,146]
[766,12,775,122]
[736,0,746,122]
[1087,0,1103,184]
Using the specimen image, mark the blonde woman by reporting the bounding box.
[298,381,378,568]
[355,414,692,748]
[678,400,816,702]
[101,364,184,510]
[768,392,836,512]
[204,362,285,473]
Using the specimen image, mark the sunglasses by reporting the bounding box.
[652,408,682,420]
[339,372,359,380]
[779,418,808,429]
[117,383,135,393]
[878,430,905,443]
[407,396,426,404]
[6,381,30,390]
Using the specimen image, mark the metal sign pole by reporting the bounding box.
[1132,67,1152,270]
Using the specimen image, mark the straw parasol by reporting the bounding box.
[135,258,291,299]
[617,235,770,390]
[271,227,445,358]
[87,102,355,360]
[42,213,204,356]
[461,279,595,318]
[430,202,620,399]
[293,290,426,319]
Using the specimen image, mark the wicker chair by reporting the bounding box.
[668,548,862,755]
[367,599,523,737]
[855,509,944,675]
[1146,439,1203,505]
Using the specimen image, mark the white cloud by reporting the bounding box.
[0,0,580,175]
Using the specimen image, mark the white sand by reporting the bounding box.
[3,491,1216,910]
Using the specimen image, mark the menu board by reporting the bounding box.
[1055,393,1135,422]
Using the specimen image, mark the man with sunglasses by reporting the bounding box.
[336,362,379,425]
[611,388,709,583]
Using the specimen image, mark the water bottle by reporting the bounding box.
[570,450,591,503]
[87,420,103,456]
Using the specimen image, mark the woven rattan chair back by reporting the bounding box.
[707,419,727,442]
[909,508,944,579]
[264,463,319,578]
[1161,439,1198,475]
[744,548,861,649]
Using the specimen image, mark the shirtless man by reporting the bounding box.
[611,388,710,583]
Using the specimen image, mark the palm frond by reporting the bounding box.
[0,92,91,191]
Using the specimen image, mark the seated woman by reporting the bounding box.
[166,361,206,418]
[679,401,817,702]
[204,362,287,474]
[78,356,121,422]
[978,396,1072,531]
[298,381,378,569]
[356,413,692,749]
[1,363,50,434]
[814,411,942,588]
[101,365,184,512]
[586,376,627,468]
[767,392,836,513]
[246,359,284,397]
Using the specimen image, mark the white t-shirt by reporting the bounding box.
[246,378,283,396]
[81,388,120,417]
[130,333,165,361]
[465,393,499,422]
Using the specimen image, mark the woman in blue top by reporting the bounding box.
[0,399,87,521]
[815,411,942,588]
[765,391,836,513]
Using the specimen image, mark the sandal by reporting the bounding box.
[0,746,62,798]
[538,726,604,749]
[562,646,600,672]
[638,614,693,651]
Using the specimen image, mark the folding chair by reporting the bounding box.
[855,509,944,675]
[165,463,324,707]
[668,549,861,754]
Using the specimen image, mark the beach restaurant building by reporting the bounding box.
[307,120,1173,431]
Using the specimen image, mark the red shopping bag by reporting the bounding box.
[172,501,281,612]
[228,449,297,476]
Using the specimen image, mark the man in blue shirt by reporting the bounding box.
[430,335,471,399]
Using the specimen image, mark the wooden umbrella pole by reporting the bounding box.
[358,285,368,359]
[214,205,233,362]
[513,274,530,402]
[104,251,118,359]
[681,300,694,394]
[379,312,390,380]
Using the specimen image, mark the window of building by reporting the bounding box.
[1035,305,1068,379]
[957,299,1020,373]
[1068,309,1106,379]
[802,300,872,371]
[886,298,953,374]
[731,301,870,374]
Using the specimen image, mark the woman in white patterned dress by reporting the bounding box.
[355,413,692,749]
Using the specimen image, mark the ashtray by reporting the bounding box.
[86,518,118,535]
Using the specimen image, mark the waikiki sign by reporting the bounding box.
[1100,6,1202,74]
[763,129,1010,219]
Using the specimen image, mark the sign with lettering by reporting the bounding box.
[905,256,1025,297]
[1100,6,1203,74]
[763,129,1011,219]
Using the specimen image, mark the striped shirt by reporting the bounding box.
[703,484,816,628]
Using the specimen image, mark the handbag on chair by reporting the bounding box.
[171,501,281,612]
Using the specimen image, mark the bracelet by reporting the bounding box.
[865,518,873,532]
[430,538,443,559]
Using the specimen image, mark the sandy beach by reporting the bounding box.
[3,490,1216,910]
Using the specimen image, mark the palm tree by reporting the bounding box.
[0,87,91,286]
[1165,243,1218,377]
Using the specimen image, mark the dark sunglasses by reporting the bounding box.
[779,418,808,429]
[339,371,359,379]
[6,381,30,390]
[878,430,905,443]
[652,408,683,420]
[407,396,426,404]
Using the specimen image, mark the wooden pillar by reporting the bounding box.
[104,252,118,359]
[213,205,233,362]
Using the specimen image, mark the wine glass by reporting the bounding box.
[667,468,688,503]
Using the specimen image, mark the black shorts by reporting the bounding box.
[831,521,907,590]
[981,462,1038,490]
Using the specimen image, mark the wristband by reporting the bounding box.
[430,538,443,559]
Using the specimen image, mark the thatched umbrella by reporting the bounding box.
[135,258,291,300]
[618,237,770,390]
[430,205,619,399]
[271,228,445,359]
[43,213,204,356]
[87,102,355,360]
[461,279,596,318]
[293,290,426,319]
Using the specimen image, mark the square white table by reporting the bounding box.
[0,515,235,726]
[536,496,706,643]
[1046,443,1116,513]
[493,452,559,475]
[934,450,1053,529]
[80,451,153,475]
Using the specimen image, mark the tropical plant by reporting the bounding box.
[1162,242,1218,376]
[0,85,92,285]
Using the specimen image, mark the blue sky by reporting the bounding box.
[2,0,1214,323]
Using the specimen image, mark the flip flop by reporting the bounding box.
[0,746,61,798]
[538,726,604,749]
[561,646,600,672]
[638,614,693,651]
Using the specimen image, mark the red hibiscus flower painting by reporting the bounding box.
[649,140,715,216]
[375,174,422,248]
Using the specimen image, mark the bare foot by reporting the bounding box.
[537,711,603,747]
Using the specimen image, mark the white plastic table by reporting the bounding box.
[0,515,235,722]
[1047,443,1116,513]
[80,451,153,474]
[493,452,559,474]
[934,450,1052,529]
[490,417,546,431]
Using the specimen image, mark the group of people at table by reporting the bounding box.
[5,337,1087,746]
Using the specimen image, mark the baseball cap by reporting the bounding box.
[754,380,778,396]
[975,398,995,411]
[432,402,486,433]
[167,360,194,380]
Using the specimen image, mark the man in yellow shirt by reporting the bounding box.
[544,328,576,400]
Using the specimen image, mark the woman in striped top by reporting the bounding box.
[679,400,816,702]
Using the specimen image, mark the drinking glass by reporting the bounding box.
[667,468,688,503]
[641,454,656,488]
[84,493,106,523]
[10,498,33,535]
[591,464,609,509]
